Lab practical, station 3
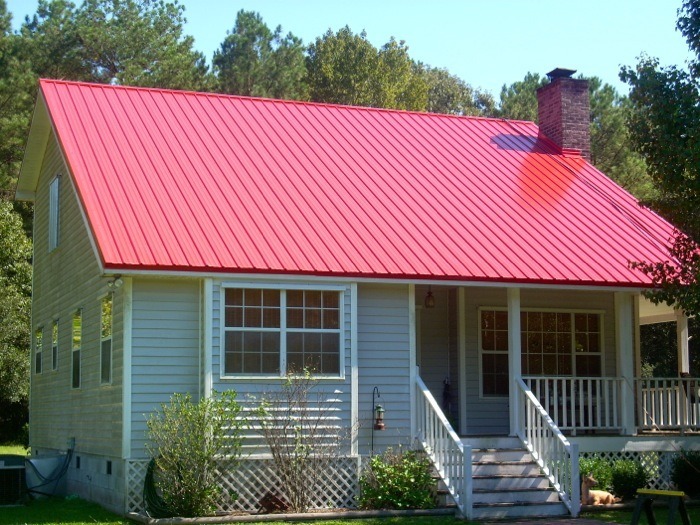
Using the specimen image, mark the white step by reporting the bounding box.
[472,460,541,476]
[472,501,569,520]
[472,448,533,462]
[473,487,560,504]
[472,473,551,491]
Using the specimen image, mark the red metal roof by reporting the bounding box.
[32,79,676,286]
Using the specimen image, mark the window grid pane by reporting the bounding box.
[223,288,340,376]
[101,295,113,384]
[35,328,43,375]
[52,321,58,371]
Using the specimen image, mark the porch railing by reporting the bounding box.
[637,378,700,432]
[516,378,580,517]
[415,373,472,519]
[524,376,624,434]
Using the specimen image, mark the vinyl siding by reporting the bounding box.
[357,283,412,454]
[30,134,123,456]
[417,286,452,415]
[129,279,201,458]
[211,280,353,455]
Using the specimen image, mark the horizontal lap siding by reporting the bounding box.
[357,283,412,454]
[130,279,201,458]
[211,281,353,455]
[30,135,123,456]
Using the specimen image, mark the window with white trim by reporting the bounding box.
[51,320,59,371]
[100,294,113,384]
[72,309,82,389]
[34,327,43,375]
[223,288,342,376]
[480,309,603,397]
[49,175,60,251]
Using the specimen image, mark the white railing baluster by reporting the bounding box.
[515,378,579,517]
[414,372,471,519]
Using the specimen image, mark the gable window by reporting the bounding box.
[72,309,82,389]
[480,308,603,397]
[34,327,43,375]
[49,175,60,251]
[223,287,342,376]
[101,294,113,384]
[51,320,59,371]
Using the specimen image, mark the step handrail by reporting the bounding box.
[415,373,472,519]
[515,378,580,517]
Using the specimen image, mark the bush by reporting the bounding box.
[359,448,435,510]
[672,450,700,498]
[146,391,244,517]
[579,456,614,492]
[611,460,648,500]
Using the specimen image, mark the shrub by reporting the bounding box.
[579,456,614,492]
[672,450,700,498]
[611,459,648,500]
[359,448,435,510]
[146,390,244,517]
[255,370,350,513]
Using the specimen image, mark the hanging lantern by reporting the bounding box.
[374,404,386,430]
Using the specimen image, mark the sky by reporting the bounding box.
[5,0,693,97]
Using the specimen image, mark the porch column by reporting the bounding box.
[615,292,636,435]
[676,309,690,375]
[508,288,522,436]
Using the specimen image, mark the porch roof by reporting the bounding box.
[17,79,676,287]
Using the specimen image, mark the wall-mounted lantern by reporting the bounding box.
[374,404,386,430]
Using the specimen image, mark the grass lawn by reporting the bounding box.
[0,445,27,456]
[2,497,699,525]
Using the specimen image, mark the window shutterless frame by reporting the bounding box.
[100,294,113,385]
[72,309,82,389]
[48,175,60,251]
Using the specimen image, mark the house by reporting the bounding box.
[15,70,698,520]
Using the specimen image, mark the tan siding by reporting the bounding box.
[30,134,123,456]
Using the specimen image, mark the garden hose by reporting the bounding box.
[143,458,174,518]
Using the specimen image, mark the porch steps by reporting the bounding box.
[466,437,569,520]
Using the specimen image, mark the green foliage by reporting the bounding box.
[498,71,546,122]
[146,390,244,517]
[579,456,614,492]
[640,320,700,376]
[671,450,700,498]
[621,0,700,316]
[359,448,435,510]
[306,27,427,111]
[20,0,211,90]
[611,459,648,500]
[213,10,307,100]
[417,64,495,116]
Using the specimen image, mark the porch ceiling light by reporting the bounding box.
[424,286,436,309]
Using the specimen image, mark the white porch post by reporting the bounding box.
[508,288,522,436]
[615,292,636,435]
[676,309,690,375]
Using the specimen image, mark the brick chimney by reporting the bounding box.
[536,68,590,160]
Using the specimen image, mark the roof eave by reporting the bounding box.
[15,88,52,202]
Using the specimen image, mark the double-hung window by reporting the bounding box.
[72,309,82,389]
[101,294,113,384]
[51,320,59,371]
[223,287,342,376]
[34,327,43,375]
[49,175,60,251]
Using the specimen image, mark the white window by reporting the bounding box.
[222,287,342,377]
[34,327,43,375]
[72,309,82,389]
[480,308,603,397]
[100,295,113,384]
[51,320,59,371]
[49,175,60,251]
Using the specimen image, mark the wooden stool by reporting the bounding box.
[631,488,691,525]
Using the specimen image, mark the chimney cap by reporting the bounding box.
[546,68,577,81]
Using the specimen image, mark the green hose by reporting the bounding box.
[143,458,174,518]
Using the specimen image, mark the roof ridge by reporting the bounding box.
[38,78,533,126]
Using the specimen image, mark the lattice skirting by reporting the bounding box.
[126,456,361,514]
[580,450,676,490]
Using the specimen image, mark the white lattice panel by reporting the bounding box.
[580,451,676,490]
[126,456,360,514]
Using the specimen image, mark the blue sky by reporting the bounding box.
[6,0,692,97]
